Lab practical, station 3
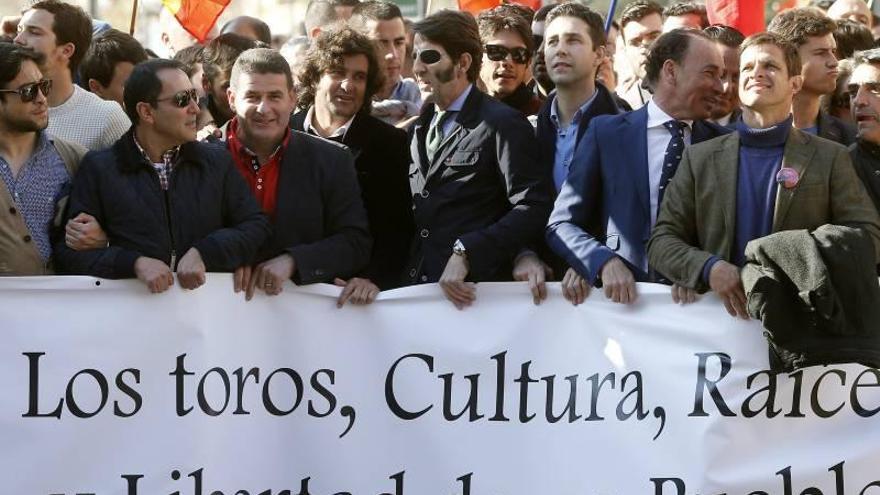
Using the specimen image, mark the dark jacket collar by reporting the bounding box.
[116,129,204,173]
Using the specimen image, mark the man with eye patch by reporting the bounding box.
[0,43,86,275]
[406,10,554,309]
[476,9,543,117]
[54,59,270,293]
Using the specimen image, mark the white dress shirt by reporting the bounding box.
[646,99,693,226]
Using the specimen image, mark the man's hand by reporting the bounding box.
[709,260,749,319]
[439,253,475,309]
[134,256,174,294]
[599,257,637,304]
[671,284,698,304]
[561,267,591,305]
[233,265,252,294]
[176,247,206,290]
[65,213,108,250]
[246,254,295,300]
[512,252,553,305]
[334,277,380,307]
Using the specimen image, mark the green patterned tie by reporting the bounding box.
[426,110,448,162]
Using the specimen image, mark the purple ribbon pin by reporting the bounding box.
[776,167,800,189]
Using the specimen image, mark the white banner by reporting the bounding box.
[1,275,879,495]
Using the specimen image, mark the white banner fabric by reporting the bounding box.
[1,275,879,495]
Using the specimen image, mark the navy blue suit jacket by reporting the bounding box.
[545,105,730,284]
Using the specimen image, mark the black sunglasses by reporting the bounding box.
[413,49,443,64]
[155,88,199,108]
[0,79,52,103]
[485,44,530,65]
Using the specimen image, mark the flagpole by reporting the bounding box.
[129,0,139,36]
[604,0,618,34]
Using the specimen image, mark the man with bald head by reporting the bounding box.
[220,16,271,44]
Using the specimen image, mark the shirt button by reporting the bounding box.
[257,185,262,190]
[874,170,880,176]
[258,178,263,183]
[420,229,429,238]
[23,235,31,243]
[420,275,428,282]
[420,190,429,198]
[409,268,417,277]
[8,207,15,215]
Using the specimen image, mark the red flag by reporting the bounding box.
[162,0,231,43]
[706,0,766,36]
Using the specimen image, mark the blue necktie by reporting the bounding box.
[659,120,686,206]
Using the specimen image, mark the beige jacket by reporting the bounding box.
[0,136,86,275]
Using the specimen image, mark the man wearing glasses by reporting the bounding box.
[406,10,554,308]
[0,43,86,275]
[54,59,270,293]
[476,9,543,117]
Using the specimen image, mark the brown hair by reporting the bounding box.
[740,31,802,77]
[477,11,534,56]
[413,10,482,83]
[768,7,837,47]
[24,0,92,74]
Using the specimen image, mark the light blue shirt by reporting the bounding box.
[551,91,598,191]
[434,84,473,138]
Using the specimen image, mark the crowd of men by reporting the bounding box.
[3,0,880,318]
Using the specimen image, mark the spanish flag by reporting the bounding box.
[162,0,231,43]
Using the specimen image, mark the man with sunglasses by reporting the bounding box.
[54,59,270,293]
[0,43,86,275]
[476,10,543,117]
[407,10,554,308]
[14,0,130,151]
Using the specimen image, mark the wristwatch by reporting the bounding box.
[453,239,467,258]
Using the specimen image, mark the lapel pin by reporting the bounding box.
[776,167,800,189]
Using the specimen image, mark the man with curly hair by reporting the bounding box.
[291,28,414,302]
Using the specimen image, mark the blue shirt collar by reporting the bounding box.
[435,83,473,115]
[550,89,598,130]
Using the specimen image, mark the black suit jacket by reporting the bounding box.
[407,86,554,284]
[256,129,372,284]
[291,110,414,289]
[818,110,857,146]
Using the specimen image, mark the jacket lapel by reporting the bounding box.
[423,88,482,183]
[625,107,651,220]
[411,109,431,176]
[772,128,815,232]
[710,133,740,247]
